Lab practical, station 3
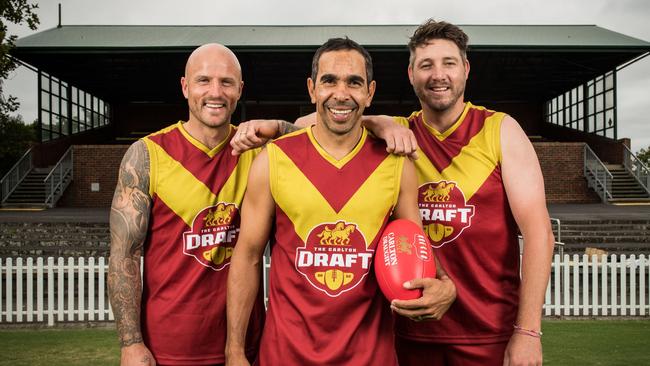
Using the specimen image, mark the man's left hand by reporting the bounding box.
[503,332,543,366]
[231,120,280,155]
[391,276,456,321]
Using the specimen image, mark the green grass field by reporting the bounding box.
[0,320,648,365]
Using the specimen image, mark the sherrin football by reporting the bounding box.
[375,219,436,301]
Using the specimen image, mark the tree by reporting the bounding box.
[1,0,39,117]
[0,113,36,177]
[637,146,650,167]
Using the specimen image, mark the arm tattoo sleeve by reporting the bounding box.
[278,120,301,136]
[108,140,151,347]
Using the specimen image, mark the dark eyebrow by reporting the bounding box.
[347,75,365,85]
[320,73,338,83]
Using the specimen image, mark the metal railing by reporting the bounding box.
[0,148,33,204]
[584,145,613,202]
[622,145,650,196]
[44,147,74,208]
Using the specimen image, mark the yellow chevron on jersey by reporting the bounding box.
[267,129,402,248]
[142,125,256,227]
[394,105,504,201]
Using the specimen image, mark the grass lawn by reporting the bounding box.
[0,320,649,365]
[543,319,650,366]
[0,328,119,366]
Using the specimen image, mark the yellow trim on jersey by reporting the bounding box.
[176,122,234,158]
[268,144,401,247]
[306,127,369,168]
[413,110,505,201]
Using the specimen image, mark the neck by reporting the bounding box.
[421,100,467,134]
[311,123,364,160]
[183,119,231,150]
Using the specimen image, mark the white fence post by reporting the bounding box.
[78,257,85,322]
[641,255,647,316]
[611,254,618,316]
[99,257,106,321]
[57,257,64,322]
[88,257,95,321]
[47,257,55,326]
[630,254,637,316]
[67,257,74,321]
[27,257,34,322]
[36,257,44,322]
[16,258,23,322]
[6,258,12,322]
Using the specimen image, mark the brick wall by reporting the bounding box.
[58,142,599,207]
[58,145,129,207]
[533,142,599,203]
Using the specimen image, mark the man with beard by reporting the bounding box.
[224,37,454,366]
[366,20,554,366]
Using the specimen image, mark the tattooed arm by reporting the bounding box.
[108,140,155,366]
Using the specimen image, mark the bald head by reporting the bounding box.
[185,43,242,80]
[181,43,244,131]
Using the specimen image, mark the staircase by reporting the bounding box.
[559,219,650,255]
[607,164,650,203]
[2,168,50,207]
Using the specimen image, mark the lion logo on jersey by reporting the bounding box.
[295,221,374,297]
[418,181,475,248]
[182,203,240,271]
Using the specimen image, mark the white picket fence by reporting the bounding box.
[0,254,648,326]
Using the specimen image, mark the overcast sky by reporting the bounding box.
[5,0,650,151]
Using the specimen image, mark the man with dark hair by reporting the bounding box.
[224,37,444,366]
[366,19,554,366]
[236,19,554,366]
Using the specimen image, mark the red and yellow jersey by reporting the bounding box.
[140,121,264,365]
[259,127,402,365]
[395,103,520,344]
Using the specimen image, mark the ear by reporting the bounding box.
[237,80,244,101]
[407,65,414,86]
[307,78,316,104]
[464,59,470,80]
[365,80,376,107]
[181,77,189,99]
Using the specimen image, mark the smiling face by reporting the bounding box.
[408,38,469,115]
[308,49,376,136]
[181,44,243,130]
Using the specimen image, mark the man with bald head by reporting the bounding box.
[108,43,268,366]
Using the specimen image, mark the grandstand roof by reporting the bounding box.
[12,24,650,104]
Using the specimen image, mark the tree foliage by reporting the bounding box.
[1,0,39,116]
[0,113,36,177]
[637,146,650,167]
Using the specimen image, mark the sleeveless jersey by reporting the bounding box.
[140,122,265,365]
[259,127,403,366]
[395,103,520,344]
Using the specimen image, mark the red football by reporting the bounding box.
[375,219,436,301]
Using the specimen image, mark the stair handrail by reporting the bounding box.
[621,144,650,195]
[43,147,74,207]
[549,217,561,243]
[583,145,613,202]
[0,148,33,204]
